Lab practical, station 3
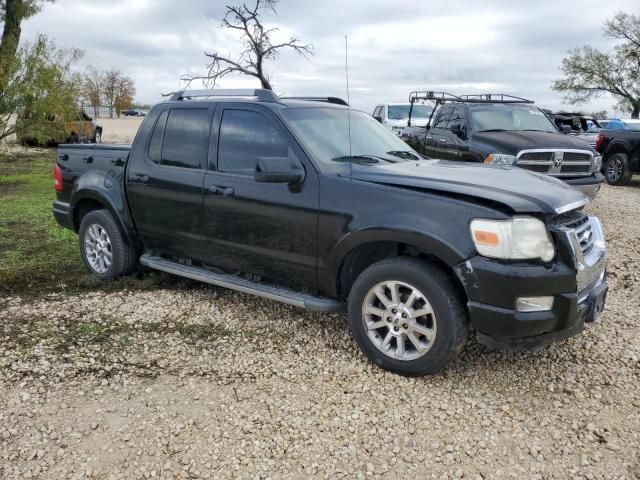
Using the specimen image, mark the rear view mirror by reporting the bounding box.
[255,157,304,184]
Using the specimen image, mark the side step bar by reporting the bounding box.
[139,254,344,313]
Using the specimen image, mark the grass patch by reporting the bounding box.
[0,150,187,295]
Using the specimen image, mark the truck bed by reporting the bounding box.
[56,144,131,204]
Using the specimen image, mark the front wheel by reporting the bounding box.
[604,153,632,186]
[79,210,137,280]
[347,257,469,376]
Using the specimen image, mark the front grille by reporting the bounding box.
[516,150,593,177]
[554,210,595,255]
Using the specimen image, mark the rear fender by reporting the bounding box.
[71,177,135,245]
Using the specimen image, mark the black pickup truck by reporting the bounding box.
[595,129,640,185]
[53,89,608,376]
[402,92,604,200]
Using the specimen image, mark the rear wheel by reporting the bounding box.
[604,153,632,186]
[79,210,137,280]
[347,257,469,376]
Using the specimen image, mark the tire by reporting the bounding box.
[347,257,469,376]
[79,209,137,280]
[604,153,632,186]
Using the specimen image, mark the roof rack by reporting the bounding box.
[164,88,280,103]
[280,96,349,106]
[408,91,533,104]
[406,91,534,127]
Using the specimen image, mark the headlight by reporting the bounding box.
[594,155,602,171]
[470,217,555,261]
[484,154,516,165]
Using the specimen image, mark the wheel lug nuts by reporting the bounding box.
[402,313,407,318]
[402,323,408,329]
[386,317,392,322]
[393,326,399,332]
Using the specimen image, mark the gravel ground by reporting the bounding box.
[1,182,640,480]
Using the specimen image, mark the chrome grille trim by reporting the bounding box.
[515,149,594,177]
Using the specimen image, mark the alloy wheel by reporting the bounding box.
[84,224,112,273]
[362,281,437,361]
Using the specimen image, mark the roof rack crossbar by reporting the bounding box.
[408,91,534,104]
[164,89,280,103]
[280,96,349,106]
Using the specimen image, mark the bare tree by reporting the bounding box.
[81,66,103,118]
[553,11,640,118]
[184,0,313,90]
[114,74,135,118]
[102,69,119,118]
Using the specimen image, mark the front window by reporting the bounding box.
[470,107,557,133]
[388,104,433,119]
[282,108,421,164]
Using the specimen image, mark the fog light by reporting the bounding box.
[516,296,554,312]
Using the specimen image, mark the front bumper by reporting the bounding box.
[455,216,607,350]
[564,173,604,200]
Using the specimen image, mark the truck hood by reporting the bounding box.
[349,159,587,215]
[472,130,594,155]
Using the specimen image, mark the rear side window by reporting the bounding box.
[148,111,168,163]
[432,105,453,129]
[161,109,211,169]
[218,110,289,175]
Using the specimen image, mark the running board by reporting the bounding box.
[139,254,343,312]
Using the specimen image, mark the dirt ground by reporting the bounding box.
[99,118,144,144]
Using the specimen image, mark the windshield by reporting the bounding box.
[470,107,557,133]
[282,108,421,164]
[388,104,433,119]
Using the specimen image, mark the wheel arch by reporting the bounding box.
[71,191,134,246]
[331,229,470,303]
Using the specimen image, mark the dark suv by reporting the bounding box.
[52,89,608,376]
[402,92,604,199]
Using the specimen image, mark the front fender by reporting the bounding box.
[323,226,472,297]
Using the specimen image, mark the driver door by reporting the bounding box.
[201,104,320,291]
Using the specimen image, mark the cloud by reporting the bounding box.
[19,0,639,115]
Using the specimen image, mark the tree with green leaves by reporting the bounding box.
[0,35,82,142]
[0,0,53,95]
[553,11,640,119]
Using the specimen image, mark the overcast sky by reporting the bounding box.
[20,0,639,115]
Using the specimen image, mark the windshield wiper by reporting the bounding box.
[332,155,381,164]
[477,128,507,132]
[386,150,420,160]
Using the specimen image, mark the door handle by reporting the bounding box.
[208,185,235,197]
[59,153,69,161]
[439,138,447,142]
[82,155,93,163]
[130,173,149,184]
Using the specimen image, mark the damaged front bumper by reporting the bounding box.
[454,216,608,350]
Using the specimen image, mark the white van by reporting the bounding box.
[372,103,433,135]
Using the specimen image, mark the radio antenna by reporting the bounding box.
[345,34,352,168]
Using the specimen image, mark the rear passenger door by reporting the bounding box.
[201,104,319,291]
[126,105,214,257]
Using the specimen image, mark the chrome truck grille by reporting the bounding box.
[516,149,594,177]
[552,209,605,293]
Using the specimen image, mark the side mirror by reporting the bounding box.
[560,125,571,134]
[255,157,304,184]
